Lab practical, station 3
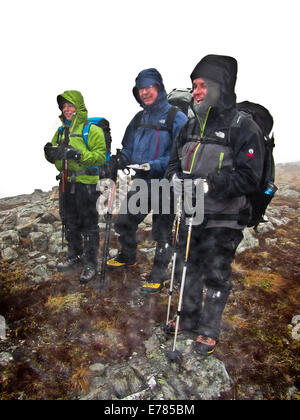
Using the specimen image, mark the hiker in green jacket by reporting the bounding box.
[44,90,106,284]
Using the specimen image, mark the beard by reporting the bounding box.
[193,79,221,120]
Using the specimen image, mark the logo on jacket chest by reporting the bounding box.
[215,131,225,139]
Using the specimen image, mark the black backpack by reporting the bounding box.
[167,89,277,230]
[236,101,277,230]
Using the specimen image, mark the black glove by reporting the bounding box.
[207,169,232,199]
[63,146,82,162]
[44,142,64,163]
[116,154,127,170]
[105,155,119,181]
[109,153,127,171]
[99,164,112,180]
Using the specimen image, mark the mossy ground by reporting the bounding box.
[0,166,299,400]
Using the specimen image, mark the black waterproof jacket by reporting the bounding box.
[165,55,265,229]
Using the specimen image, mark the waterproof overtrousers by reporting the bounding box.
[59,182,100,269]
[179,226,243,339]
[114,179,175,274]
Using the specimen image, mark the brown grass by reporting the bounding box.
[1,164,300,400]
[70,367,91,393]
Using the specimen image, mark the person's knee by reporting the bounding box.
[203,269,232,291]
[114,215,129,235]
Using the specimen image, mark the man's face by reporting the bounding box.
[138,85,159,106]
[62,102,77,122]
[192,78,207,105]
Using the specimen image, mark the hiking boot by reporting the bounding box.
[106,252,137,270]
[57,255,82,272]
[80,265,97,284]
[140,280,165,295]
[194,335,217,356]
[163,317,198,335]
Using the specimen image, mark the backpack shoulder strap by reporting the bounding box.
[133,111,144,131]
[165,106,180,134]
[133,107,179,134]
[58,125,63,139]
[57,125,67,144]
[82,118,106,150]
[82,121,93,149]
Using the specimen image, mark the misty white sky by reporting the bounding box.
[0,0,299,198]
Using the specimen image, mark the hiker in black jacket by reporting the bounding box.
[164,55,265,355]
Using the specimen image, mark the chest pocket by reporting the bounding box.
[180,127,234,178]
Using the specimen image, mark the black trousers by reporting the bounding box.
[177,225,243,339]
[59,182,100,266]
[114,180,175,264]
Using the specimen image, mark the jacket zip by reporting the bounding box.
[218,152,225,174]
[186,107,211,173]
[186,141,200,172]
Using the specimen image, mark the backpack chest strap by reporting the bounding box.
[134,106,179,134]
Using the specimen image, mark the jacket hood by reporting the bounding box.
[57,90,87,123]
[190,55,237,111]
[132,68,168,110]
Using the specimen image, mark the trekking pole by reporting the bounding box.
[99,149,121,291]
[166,212,193,362]
[165,192,182,329]
[61,127,69,250]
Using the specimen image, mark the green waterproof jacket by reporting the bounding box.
[46,90,106,185]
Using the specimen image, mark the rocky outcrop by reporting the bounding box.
[1,183,295,269]
[0,185,236,399]
[0,168,299,400]
[81,328,233,400]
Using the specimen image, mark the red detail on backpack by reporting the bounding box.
[247,148,255,158]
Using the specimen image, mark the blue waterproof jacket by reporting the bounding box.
[121,68,188,177]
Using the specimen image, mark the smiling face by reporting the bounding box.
[62,102,77,122]
[192,78,207,105]
[138,85,159,106]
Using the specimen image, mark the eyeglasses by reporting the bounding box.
[138,85,155,93]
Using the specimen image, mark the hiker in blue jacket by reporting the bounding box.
[107,68,188,293]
